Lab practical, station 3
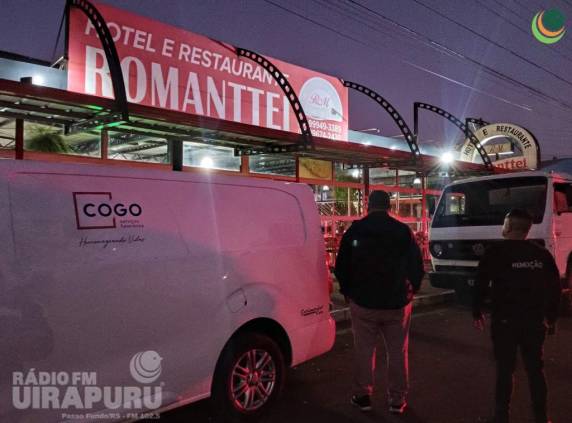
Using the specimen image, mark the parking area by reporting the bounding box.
[164,304,572,422]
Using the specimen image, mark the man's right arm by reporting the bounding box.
[473,251,492,325]
[334,227,354,297]
[406,231,424,292]
[543,251,562,329]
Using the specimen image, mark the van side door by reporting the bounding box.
[553,183,572,276]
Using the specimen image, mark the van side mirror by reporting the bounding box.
[556,200,569,215]
[555,185,572,215]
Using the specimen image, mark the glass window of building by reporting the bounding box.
[397,170,422,188]
[334,163,362,183]
[314,184,335,217]
[108,131,168,163]
[183,142,240,171]
[427,173,451,190]
[426,194,440,218]
[249,154,296,177]
[24,122,101,157]
[314,185,362,217]
[370,167,396,185]
[332,186,362,216]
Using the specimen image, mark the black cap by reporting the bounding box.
[368,190,390,211]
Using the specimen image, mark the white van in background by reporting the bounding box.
[429,170,572,309]
[0,159,335,422]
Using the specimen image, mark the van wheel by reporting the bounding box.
[212,332,285,422]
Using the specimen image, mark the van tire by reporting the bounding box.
[212,332,286,422]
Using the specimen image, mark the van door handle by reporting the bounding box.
[555,231,562,236]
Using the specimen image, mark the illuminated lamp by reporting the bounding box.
[441,152,454,164]
[200,157,214,169]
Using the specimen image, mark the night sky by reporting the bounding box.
[1,0,571,159]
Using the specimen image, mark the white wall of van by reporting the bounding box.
[0,159,335,422]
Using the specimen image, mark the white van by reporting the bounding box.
[429,170,572,307]
[0,159,335,422]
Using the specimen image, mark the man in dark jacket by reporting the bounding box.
[335,190,424,414]
[473,209,561,423]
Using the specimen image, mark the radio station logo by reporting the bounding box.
[73,192,143,230]
[532,9,566,44]
[130,351,163,384]
[12,350,164,419]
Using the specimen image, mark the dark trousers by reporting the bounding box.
[491,319,548,423]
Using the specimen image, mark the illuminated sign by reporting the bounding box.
[67,3,348,140]
[460,123,540,170]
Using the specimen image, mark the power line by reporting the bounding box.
[293,0,537,110]
[491,0,533,23]
[261,0,371,49]
[51,7,66,63]
[312,0,461,62]
[474,0,572,63]
[511,0,539,14]
[409,0,572,90]
[265,0,572,117]
[488,0,572,57]
[312,0,542,112]
[318,0,407,42]
[343,0,572,113]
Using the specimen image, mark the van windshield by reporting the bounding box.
[432,176,547,227]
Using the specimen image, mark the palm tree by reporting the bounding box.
[25,127,72,154]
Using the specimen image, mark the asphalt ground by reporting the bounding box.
[161,304,572,423]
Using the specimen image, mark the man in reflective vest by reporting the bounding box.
[473,208,561,423]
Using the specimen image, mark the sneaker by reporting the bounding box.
[350,395,372,411]
[389,401,407,414]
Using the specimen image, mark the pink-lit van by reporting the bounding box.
[0,159,335,422]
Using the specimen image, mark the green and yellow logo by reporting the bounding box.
[532,9,566,44]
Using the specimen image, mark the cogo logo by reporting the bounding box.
[83,202,142,218]
[73,192,143,229]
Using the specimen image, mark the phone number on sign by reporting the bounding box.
[309,120,343,134]
[311,130,342,140]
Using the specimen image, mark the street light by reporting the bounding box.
[441,152,454,164]
[200,156,214,168]
[32,75,45,85]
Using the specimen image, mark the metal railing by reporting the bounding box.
[316,200,362,217]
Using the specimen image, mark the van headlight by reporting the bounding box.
[431,243,443,257]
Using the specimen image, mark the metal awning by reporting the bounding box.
[0,78,499,175]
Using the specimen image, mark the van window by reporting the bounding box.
[440,193,466,216]
[213,185,306,252]
[433,176,547,227]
